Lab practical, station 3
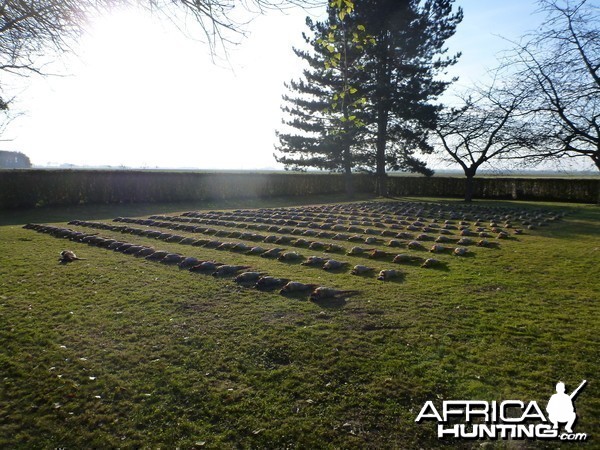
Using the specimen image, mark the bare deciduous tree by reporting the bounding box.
[505,0,599,170]
[436,83,541,202]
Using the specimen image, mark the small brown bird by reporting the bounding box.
[368,249,390,259]
[377,269,401,281]
[421,258,441,268]
[309,287,358,301]
[453,247,468,256]
[279,281,319,294]
[59,250,85,263]
[351,265,375,275]
[189,261,224,272]
[261,248,285,258]
[277,251,303,262]
[234,272,265,283]
[212,265,252,277]
[347,246,374,256]
[323,259,348,270]
[255,276,289,289]
[301,256,327,266]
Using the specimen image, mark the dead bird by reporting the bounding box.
[377,269,402,281]
[246,246,266,255]
[178,257,201,268]
[255,276,290,289]
[230,243,251,252]
[203,240,223,249]
[161,254,185,264]
[212,265,252,277]
[308,241,326,250]
[234,271,266,284]
[309,287,359,301]
[134,248,156,258]
[216,242,236,250]
[368,249,391,259]
[277,251,303,262]
[145,250,169,261]
[429,244,448,253]
[123,245,145,255]
[407,241,425,250]
[301,256,328,266]
[421,258,442,268]
[326,243,345,253]
[453,247,468,256]
[279,281,319,294]
[188,261,223,272]
[393,253,419,264]
[59,250,85,263]
[323,259,348,270]
[260,248,285,258]
[346,246,374,256]
[386,239,402,247]
[351,265,375,275]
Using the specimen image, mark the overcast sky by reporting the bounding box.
[1,1,554,169]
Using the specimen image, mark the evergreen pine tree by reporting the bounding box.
[357,0,463,194]
[275,7,371,194]
[276,0,462,195]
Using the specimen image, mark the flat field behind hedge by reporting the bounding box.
[0,196,598,448]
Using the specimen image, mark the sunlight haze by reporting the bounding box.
[2,1,548,169]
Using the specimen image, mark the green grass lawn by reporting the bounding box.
[0,195,598,449]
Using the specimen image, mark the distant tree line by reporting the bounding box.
[0,150,31,168]
[276,0,599,201]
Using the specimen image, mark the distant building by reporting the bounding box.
[0,150,32,168]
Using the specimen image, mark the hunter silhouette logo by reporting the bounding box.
[547,380,586,434]
[415,379,588,441]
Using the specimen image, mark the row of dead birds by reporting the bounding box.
[108,214,512,249]
[149,212,529,235]
[178,201,565,230]
[283,201,567,224]
[25,223,442,285]
[23,223,360,300]
[64,220,454,269]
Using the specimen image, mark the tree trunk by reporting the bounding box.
[374,33,390,197]
[592,152,600,171]
[464,171,476,202]
[375,117,388,196]
[343,143,354,197]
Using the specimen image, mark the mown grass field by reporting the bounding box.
[0,195,598,449]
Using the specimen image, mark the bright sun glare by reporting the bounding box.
[9,6,307,169]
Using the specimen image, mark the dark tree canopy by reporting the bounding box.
[0,149,31,168]
[275,0,462,194]
[357,0,462,186]
[275,10,371,184]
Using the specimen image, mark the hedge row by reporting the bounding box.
[386,176,600,203]
[0,170,375,209]
[0,170,598,209]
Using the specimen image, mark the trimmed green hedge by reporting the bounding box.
[0,170,598,209]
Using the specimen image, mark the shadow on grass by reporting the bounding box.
[310,297,348,309]
[0,193,377,227]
